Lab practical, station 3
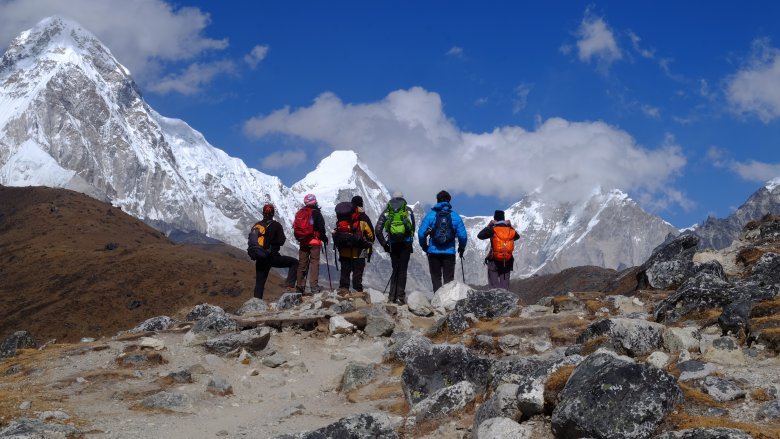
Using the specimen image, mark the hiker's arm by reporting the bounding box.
[477,224,493,240]
[315,211,328,243]
[375,213,388,247]
[417,213,431,250]
[454,213,468,247]
[513,228,520,241]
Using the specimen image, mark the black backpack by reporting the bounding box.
[247,220,271,260]
[332,201,369,249]
[431,210,455,246]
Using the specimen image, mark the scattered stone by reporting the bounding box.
[606,295,646,315]
[576,318,664,357]
[328,315,355,335]
[184,313,238,345]
[186,303,225,321]
[204,327,272,354]
[498,335,521,354]
[128,316,175,334]
[474,334,495,352]
[647,351,670,370]
[757,399,780,420]
[654,428,755,439]
[702,336,746,365]
[262,353,287,368]
[80,337,96,343]
[677,360,717,382]
[383,332,432,364]
[272,412,397,439]
[330,353,347,361]
[702,376,745,402]
[236,298,268,316]
[159,369,193,384]
[447,289,520,334]
[718,299,752,338]
[473,383,521,432]
[207,375,233,396]
[0,331,36,360]
[364,306,395,337]
[530,339,552,353]
[636,234,698,290]
[552,295,586,314]
[139,337,165,351]
[475,417,532,439]
[551,352,682,439]
[406,291,434,317]
[430,281,470,312]
[142,391,191,410]
[340,362,375,393]
[37,410,69,421]
[216,430,230,437]
[238,349,252,364]
[18,401,31,410]
[0,418,80,438]
[329,300,355,314]
[513,355,584,419]
[366,289,387,304]
[663,326,702,353]
[407,380,476,426]
[520,305,553,318]
[116,352,166,367]
[277,292,303,311]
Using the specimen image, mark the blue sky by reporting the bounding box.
[1,1,779,227]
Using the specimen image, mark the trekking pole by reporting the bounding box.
[383,257,394,295]
[323,243,333,290]
[460,253,466,284]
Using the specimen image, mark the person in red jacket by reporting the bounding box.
[294,194,328,295]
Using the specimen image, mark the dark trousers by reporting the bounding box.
[428,253,456,293]
[339,257,366,291]
[254,253,298,299]
[486,259,511,289]
[389,242,412,301]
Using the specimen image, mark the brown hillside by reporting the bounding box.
[0,185,285,343]
[510,265,638,305]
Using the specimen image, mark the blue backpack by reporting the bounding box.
[431,210,455,246]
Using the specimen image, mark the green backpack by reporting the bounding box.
[384,201,412,242]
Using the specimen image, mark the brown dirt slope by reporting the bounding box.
[510,265,638,305]
[0,185,284,343]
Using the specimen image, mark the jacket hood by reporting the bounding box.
[432,201,452,212]
[388,197,407,210]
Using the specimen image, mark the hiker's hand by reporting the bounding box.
[489,220,495,227]
[505,219,511,226]
[383,244,391,253]
[458,246,465,257]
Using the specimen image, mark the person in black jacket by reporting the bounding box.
[295,194,329,295]
[477,210,520,289]
[376,191,415,304]
[336,195,375,293]
[252,203,299,299]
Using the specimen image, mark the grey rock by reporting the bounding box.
[185,303,224,321]
[141,391,190,410]
[128,316,175,333]
[406,291,434,317]
[446,289,519,334]
[514,355,584,418]
[277,292,303,311]
[0,331,36,360]
[488,352,581,391]
[498,334,521,353]
[703,336,746,365]
[474,334,495,351]
[751,252,780,285]
[262,353,287,368]
[408,381,476,425]
[329,300,355,314]
[677,360,717,381]
[472,384,521,434]
[364,306,395,337]
[37,411,69,421]
[272,412,398,439]
[189,312,237,335]
[383,332,432,364]
[718,300,752,338]
[207,375,233,396]
[663,327,702,353]
[576,318,665,357]
[160,369,192,384]
[204,327,272,354]
[552,352,682,439]
[236,298,268,316]
[757,399,780,420]
[401,343,493,404]
[341,362,375,393]
[475,417,532,439]
[701,376,745,402]
[0,417,80,438]
[636,234,698,290]
[653,428,754,439]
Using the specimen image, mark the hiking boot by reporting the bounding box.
[337,287,350,296]
[295,286,306,295]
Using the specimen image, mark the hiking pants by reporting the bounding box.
[296,245,321,293]
[339,257,366,291]
[486,259,511,290]
[389,242,412,302]
[427,253,456,293]
[254,253,298,299]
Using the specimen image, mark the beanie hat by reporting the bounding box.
[262,203,275,217]
[436,190,451,203]
[392,191,404,199]
[494,210,505,221]
[303,194,317,206]
[351,195,364,207]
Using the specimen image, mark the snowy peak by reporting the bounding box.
[766,176,780,192]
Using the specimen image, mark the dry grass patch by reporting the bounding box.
[667,411,780,439]
[543,364,576,409]
[550,315,593,345]
[750,387,775,402]
[679,382,728,408]
[751,297,780,318]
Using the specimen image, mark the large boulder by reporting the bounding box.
[488,352,582,392]
[236,298,268,316]
[384,332,432,364]
[718,299,752,338]
[364,305,395,337]
[128,316,176,333]
[472,384,521,434]
[407,291,434,317]
[552,352,682,439]
[273,412,398,439]
[277,292,303,311]
[0,417,81,438]
[204,327,272,354]
[576,318,665,357]
[653,428,754,439]
[431,281,470,311]
[407,380,476,427]
[0,331,36,360]
[185,303,224,321]
[446,289,520,334]
[401,343,493,405]
[636,234,698,290]
[183,312,238,345]
[341,362,375,393]
[474,417,532,439]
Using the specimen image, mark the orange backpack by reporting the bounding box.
[491,226,516,262]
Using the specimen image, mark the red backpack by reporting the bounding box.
[293,207,316,243]
[332,201,367,249]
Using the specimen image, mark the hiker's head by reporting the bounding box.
[304,194,317,206]
[262,203,275,218]
[392,191,404,199]
[494,210,505,221]
[436,190,451,203]
[351,195,364,208]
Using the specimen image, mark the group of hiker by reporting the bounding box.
[248,189,519,304]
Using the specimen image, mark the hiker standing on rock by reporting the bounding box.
[333,196,375,293]
[376,191,416,305]
[418,190,468,293]
[477,210,519,290]
[248,203,299,299]
[293,194,328,295]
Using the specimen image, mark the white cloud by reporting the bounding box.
[148,60,236,95]
[627,31,654,59]
[447,46,464,58]
[244,87,687,209]
[0,0,227,82]
[261,150,307,170]
[475,97,489,106]
[726,38,780,122]
[244,44,269,69]
[641,105,660,119]
[708,146,780,182]
[574,10,622,68]
[513,84,531,114]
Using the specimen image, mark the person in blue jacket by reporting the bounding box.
[417,190,468,293]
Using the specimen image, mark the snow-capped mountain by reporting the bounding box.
[693,176,780,249]
[0,17,679,292]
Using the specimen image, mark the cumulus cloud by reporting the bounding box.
[446,46,464,58]
[574,10,622,68]
[0,0,227,83]
[708,146,780,182]
[244,87,688,208]
[148,60,236,95]
[244,44,269,69]
[261,150,307,170]
[726,38,780,122]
